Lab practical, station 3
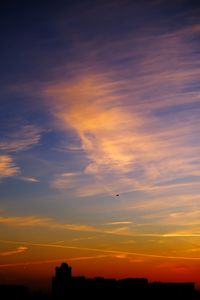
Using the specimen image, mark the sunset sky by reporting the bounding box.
[1,0,200,291]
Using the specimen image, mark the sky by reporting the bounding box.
[1,0,200,291]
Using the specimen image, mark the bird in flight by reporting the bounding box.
[116,194,119,196]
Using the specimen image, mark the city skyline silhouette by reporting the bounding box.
[0,262,199,299]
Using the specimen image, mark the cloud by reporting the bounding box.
[0,125,42,181]
[0,255,109,268]
[0,214,143,237]
[52,172,81,189]
[9,19,200,240]
[1,239,200,262]
[0,155,19,178]
[45,23,200,197]
[0,124,42,152]
[0,215,96,233]
[46,74,145,177]
[3,212,200,239]
[0,213,163,237]
[0,246,28,256]
[46,74,155,196]
[130,193,200,212]
[52,171,113,197]
[104,221,133,225]
[1,18,189,199]
[163,233,200,237]
[72,236,96,242]
[41,24,200,240]
[19,176,39,183]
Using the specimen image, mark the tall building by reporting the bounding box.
[51,262,195,299]
[52,263,72,298]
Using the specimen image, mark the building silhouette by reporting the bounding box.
[52,263,72,297]
[52,262,196,299]
[0,284,28,299]
[0,262,197,299]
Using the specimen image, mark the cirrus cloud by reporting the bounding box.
[0,124,42,152]
[0,246,28,257]
[0,155,19,178]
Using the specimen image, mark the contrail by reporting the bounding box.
[0,255,108,268]
[0,239,200,266]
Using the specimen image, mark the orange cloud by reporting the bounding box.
[0,155,19,178]
[0,255,108,268]
[1,239,200,261]
[104,221,133,225]
[0,215,96,233]
[0,246,28,256]
[44,61,200,197]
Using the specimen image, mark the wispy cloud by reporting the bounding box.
[0,215,96,233]
[0,124,42,152]
[45,23,200,197]
[18,176,39,183]
[0,214,146,237]
[6,15,200,248]
[0,255,108,268]
[52,172,81,189]
[0,246,28,256]
[0,124,42,181]
[1,239,200,262]
[1,213,200,239]
[0,213,164,237]
[163,233,200,237]
[0,155,19,178]
[6,19,194,200]
[72,236,96,242]
[104,221,133,225]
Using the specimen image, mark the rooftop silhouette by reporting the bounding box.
[0,262,199,299]
[0,284,28,299]
[51,262,196,299]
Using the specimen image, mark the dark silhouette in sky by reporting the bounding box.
[0,262,199,299]
[51,262,196,299]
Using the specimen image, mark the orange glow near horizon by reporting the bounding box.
[1,236,200,289]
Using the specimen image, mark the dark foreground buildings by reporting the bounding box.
[0,284,28,299]
[0,262,198,299]
[52,262,196,299]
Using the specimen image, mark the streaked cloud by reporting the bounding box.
[0,214,148,237]
[1,239,200,262]
[0,255,108,268]
[2,212,200,239]
[0,155,19,178]
[104,221,133,225]
[19,176,39,183]
[52,172,81,189]
[45,24,200,196]
[0,246,28,257]
[0,215,96,233]
[129,194,200,212]
[72,236,96,242]
[0,125,42,181]
[0,124,42,152]
[163,233,200,237]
